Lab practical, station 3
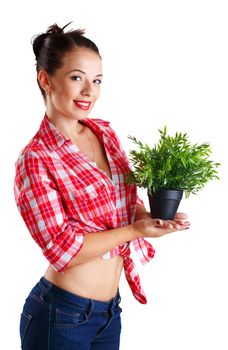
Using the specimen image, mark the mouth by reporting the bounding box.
[74,100,91,111]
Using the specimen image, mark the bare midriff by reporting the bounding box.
[44,255,124,301]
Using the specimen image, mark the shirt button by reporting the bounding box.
[90,191,97,199]
[116,200,121,208]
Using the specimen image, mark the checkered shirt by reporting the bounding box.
[14,116,155,303]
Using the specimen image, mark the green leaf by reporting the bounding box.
[126,127,221,197]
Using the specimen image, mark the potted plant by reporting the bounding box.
[126,126,220,220]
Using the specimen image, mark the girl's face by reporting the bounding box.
[45,47,102,121]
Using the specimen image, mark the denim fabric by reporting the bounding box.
[20,277,122,350]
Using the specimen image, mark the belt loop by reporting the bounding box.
[40,279,53,301]
[108,295,116,316]
[85,299,94,318]
[116,293,121,306]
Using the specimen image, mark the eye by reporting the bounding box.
[94,79,102,85]
[71,75,82,81]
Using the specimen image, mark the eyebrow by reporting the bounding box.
[67,69,103,77]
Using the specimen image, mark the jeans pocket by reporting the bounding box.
[55,307,90,328]
[20,312,33,346]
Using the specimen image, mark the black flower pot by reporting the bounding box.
[148,189,183,220]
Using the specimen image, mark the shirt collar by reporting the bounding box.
[82,118,110,138]
[38,115,110,152]
[37,115,69,151]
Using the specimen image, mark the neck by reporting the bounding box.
[45,111,85,140]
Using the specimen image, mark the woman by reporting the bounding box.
[14,23,190,350]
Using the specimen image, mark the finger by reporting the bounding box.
[152,219,179,229]
[157,224,190,235]
[151,223,190,238]
[148,218,190,231]
[150,218,164,226]
[174,220,191,226]
[174,212,188,220]
[160,220,176,229]
[162,220,190,230]
[155,226,181,236]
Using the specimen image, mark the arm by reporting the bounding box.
[14,153,85,272]
[14,152,138,269]
[67,224,135,266]
[68,216,190,267]
[15,153,190,271]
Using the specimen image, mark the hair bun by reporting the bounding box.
[32,33,49,59]
[32,23,72,60]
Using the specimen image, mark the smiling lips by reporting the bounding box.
[74,100,91,111]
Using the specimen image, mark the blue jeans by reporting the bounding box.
[20,277,122,349]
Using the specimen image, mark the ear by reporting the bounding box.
[38,70,51,94]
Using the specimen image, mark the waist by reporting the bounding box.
[33,276,121,312]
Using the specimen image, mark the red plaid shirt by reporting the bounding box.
[14,115,155,303]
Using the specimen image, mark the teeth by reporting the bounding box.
[78,102,89,106]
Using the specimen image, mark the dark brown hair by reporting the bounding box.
[32,22,101,98]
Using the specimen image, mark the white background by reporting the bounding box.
[1,0,228,349]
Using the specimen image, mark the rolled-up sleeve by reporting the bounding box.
[14,152,84,272]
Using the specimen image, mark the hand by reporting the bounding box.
[134,205,151,221]
[132,212,190,239]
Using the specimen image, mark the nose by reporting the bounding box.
[81,80,94,97]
